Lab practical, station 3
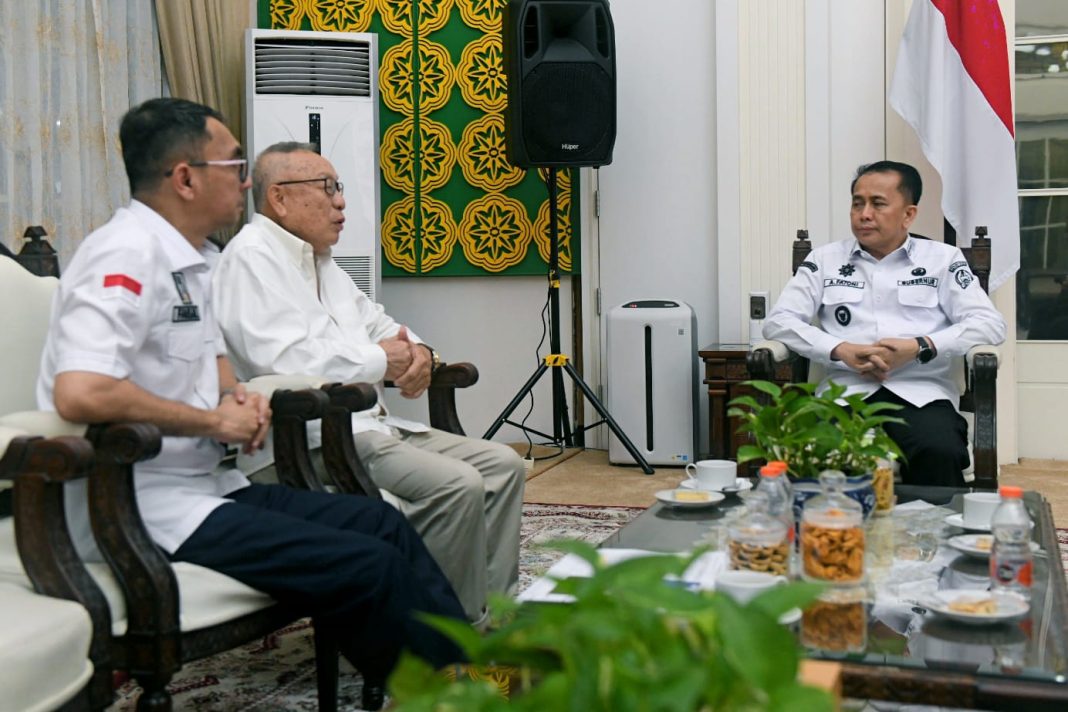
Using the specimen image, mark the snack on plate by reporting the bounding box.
[675,490,710,502]
[948,596,997,615]
[973,536,993,552]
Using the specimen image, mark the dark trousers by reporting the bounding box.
[865,387,970,487]
[171,483,466,680]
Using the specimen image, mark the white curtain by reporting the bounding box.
[0,0,161,266]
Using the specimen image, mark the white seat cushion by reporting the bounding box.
[0,518,275,637]
[0,581,93,712]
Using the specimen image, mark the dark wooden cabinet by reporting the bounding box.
[698,343,793,464]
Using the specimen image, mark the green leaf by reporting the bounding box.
[750,581,825,618]
[711,595,800,691]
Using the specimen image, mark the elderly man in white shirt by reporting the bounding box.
[763,160,1007,486]
[212,142,525,624]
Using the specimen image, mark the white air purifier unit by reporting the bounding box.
[606,299,698,466]
[245,28,381,301]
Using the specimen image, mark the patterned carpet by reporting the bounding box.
[107,503,642,711]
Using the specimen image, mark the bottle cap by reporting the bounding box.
[998,485,1023,499]
[759,465,782,477]
[767,460,788,474]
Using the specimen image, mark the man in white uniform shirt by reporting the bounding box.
[37,99,465,699]
[763,161,1007,486]
[213,142,525,624]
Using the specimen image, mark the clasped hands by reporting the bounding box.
[215,384,271,454]
[831,337,921,382]
[378,325,432,398]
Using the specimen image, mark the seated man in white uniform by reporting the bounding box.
[763,160,1007,486]
[213,142,525,624]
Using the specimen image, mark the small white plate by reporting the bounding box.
[922,589,1029,625]
[655,489,726,509]
[944,513,991,532]
[946,534,1041,558]
[680,478,753,494]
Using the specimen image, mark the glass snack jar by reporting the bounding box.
[801,586,868,653]
[800,470,865,584]
[728,491,790,576]
[872,456,895,516]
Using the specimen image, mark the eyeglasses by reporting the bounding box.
[274,177,344,197]
[164,159,249,182]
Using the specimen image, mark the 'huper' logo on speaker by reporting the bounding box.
[561,143,580,150]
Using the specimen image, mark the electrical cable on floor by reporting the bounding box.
[520,282,552,460]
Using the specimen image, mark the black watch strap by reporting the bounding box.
[915,336,934,364]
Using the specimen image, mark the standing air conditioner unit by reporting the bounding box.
[245,28,381,301]
[606,299,698,466]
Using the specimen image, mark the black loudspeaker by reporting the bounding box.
[503,0,616,168]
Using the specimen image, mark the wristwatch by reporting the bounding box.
[422,343,441,374]
[915,336,935,364]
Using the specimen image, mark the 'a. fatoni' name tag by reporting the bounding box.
[172,305,200,322]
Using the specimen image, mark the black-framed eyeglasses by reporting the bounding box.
[164,159,249,183]
[274,177,344,196]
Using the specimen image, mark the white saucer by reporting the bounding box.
[946,534,1041,558]
[922,589,1029,625]
[655,489,726,509]
[943,513,990,532]
[680,478,753,494]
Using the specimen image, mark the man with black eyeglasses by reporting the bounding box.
[213,142,525,628]
[37,99,466,701]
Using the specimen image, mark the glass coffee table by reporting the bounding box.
[600,485,1068,710]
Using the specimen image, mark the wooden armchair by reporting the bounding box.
[747,228,1000,489]
[0,254,368,711]
[0,427,103,711]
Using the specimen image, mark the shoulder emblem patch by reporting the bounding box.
[948,260,969,273]
[834,305,852,326]
[955,269,974,290]
[800,261,818,273]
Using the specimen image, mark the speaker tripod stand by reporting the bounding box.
[482,168,653,474]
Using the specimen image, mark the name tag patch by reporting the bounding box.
[824,278,865,289]
[172,305,200,322]
[897,277,939,287]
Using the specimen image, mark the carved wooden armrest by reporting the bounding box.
[79,422,184,667]
[427,362,478,435]
[746,340,792,382]
[1,429,116,710]
[319,382,381,498]
[965,345,999,491]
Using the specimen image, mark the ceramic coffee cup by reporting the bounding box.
[715,570,787,604]
[684,459,736,490]
[962,492,1001,529]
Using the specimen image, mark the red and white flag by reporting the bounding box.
[889,0,1019,292]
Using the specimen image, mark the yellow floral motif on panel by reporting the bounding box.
[381,39,456,114]
[381,117,457,193]
[534,192,573,271]
[382,195,459,273]
[306,0,375,32]
[381,197,418,272]
[457,34,507,112]
[458,113,524,191]
[418,195,460,271]
[379,0,455,35]
[269,0,306,30]
[459,193,532,272]
[537,166,572,193]
[456,0,507,34]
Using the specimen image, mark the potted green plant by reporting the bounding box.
[727,380,905,516]
[388,541,834,711]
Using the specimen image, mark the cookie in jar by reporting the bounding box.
[727,490,790,576]
[800,470,865,584]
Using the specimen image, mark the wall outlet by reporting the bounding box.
[749,291,769,320]
[749,291,769,346]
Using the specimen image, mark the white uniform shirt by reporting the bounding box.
[37,201,249,557]
[762,235,1007,407]
[212,214,428,471]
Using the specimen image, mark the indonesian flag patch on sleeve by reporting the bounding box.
[102,273,143,302]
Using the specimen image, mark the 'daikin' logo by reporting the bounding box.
[838,264,855,277]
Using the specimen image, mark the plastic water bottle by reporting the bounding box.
[757,462,794,546]
[989,485,1033,600]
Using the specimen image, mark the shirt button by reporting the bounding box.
[876,296,882,302]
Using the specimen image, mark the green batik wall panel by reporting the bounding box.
[258,0,579,277]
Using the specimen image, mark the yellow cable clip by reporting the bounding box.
[544,354,569,366]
